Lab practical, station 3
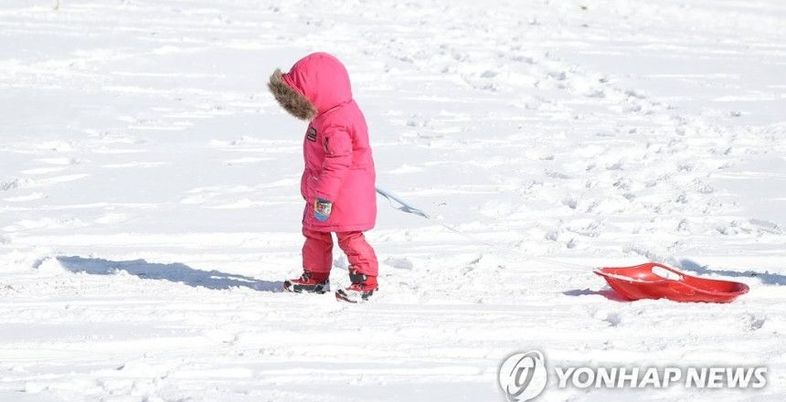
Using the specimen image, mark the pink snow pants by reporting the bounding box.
[302,228,378,276]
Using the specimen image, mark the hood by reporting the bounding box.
[268,52,353,120]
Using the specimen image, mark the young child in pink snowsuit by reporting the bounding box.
[268,52,378,302]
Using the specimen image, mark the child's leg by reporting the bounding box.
[336,231,378,276]
[302,227,333,274]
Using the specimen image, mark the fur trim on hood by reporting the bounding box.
[268,69,317,120]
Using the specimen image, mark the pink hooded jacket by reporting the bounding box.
[272,52,376,232]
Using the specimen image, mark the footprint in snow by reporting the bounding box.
[744,314,766,331]
[385,257,414,270]
[1,178,34,192]
[594,310,622,327]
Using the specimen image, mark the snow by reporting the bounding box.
[1,0,785,401]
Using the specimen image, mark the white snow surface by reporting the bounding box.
[1,1,785,401]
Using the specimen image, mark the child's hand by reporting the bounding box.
[314,198,333,222]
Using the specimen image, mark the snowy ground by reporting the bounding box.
[1,1,785,401]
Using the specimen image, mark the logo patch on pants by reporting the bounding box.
[306,127,317,142]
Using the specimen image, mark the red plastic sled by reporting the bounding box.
[594,262,749,303]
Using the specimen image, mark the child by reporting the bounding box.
[268,52,378,303]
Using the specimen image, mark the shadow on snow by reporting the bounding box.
[562,287,629,302]
[677,258,786,286]
[55,256,283,292]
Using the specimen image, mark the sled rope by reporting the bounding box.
[375,186,586,269]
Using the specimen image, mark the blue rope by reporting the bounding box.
[375,186,430,219]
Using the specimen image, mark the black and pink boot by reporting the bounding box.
[335,267,377,303]
[283,271,330,294]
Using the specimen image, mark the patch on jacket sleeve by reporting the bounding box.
[306,127,317,142]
